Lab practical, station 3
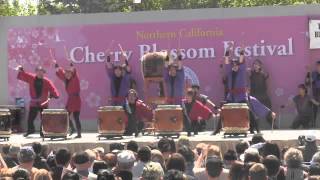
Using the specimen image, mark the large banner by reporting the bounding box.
[8,16,310,119]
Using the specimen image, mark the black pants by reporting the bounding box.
[291,115,312,129]
[69,111,81,135]
[27,106,47,134]
[184,116,200,135]
[124,118,144,136]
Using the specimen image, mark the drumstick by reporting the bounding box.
[41,98,51,107]
[118,44,127,59]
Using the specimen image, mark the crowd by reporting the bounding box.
[0,134,320,180]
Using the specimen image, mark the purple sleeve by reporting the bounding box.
[249,96,271,119]
[176,67,185,81]
[163,67,169,81]
[106,66,114,78]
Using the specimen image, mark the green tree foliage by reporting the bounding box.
[0,0,37,16]
[1,0,320,16]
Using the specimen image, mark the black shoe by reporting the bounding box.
[40,132,44,138]
[187,132,191,137]
[75,134,82,138]
[249,130,255,134]
[212,130,220,135]
[69,128,75,136]
[194,132,198,135]
[23,131,35,137]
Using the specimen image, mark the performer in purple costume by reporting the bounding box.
[213,46,276,135]
[105,54,131,106]
[163,52,185,105]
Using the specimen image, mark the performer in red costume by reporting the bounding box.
[55,62,82,138]
[182,89,213,136]
[123,89,153,137]
[17,65,59,137]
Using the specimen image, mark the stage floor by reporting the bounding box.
[0,130,319,154]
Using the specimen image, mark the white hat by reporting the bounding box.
[305,134,316,142]
[117,150,136,164]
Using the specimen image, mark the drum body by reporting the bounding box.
[0,105,24,132]
[41,109,69,137]
[142,52,165,78]
[154,105,183,133]
[0,108,12,136]
[98,106,127,135]
[221,103,249,134]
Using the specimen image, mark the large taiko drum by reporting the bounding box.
[41,109,69,139]
[0,108,11,140]
[0,105,24,132]
[221,103,249,135]
[97,106,127,138]
[154,105,183,135]
[142,52,166,78]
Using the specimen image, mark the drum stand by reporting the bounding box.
[143,77,167,137]
[156,133,180,139]
[97,134,123,140]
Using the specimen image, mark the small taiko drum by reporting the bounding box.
[0,108,12,141]
[154,105,183,136]
[221,103,249,136]
[41,109,69,140]
[0,105,24,132]
[142,52,166,78]
[97,106,127,139]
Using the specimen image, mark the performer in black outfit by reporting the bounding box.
[123,89,153,137]
[249,59,272,109]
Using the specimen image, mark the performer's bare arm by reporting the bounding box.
[311,99,320,106]
[105,55,113,69]
[239,47,245,64]
[164,51,170,68]
[177,50,183,70]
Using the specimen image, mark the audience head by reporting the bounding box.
[9,143,21,158]
[103,153,117,168]
[249,163,267,180]
[235,141,249,157]
[2,143,10,156]
[62,171,80,180]
[284,148,303,168]
[117,150,135,170]
[138,146,152,163]
[55,148,72,166]
[229,161,245,180]
[164,169,184,180]
[97,169,115,180]
[151,149,165,169]
[251,134,266,145]
[177,145,194,163]
[33,169,52,180]
[32,142,42,155]
[141,162,164,180]
[206,156,223,178]
[262,155,281,178]
[92,161,109,175]
[18,146,35,164]
[166,153,186,172]
[309,163,320,176]
[12,168,31,180]
[243,148,260,163]
[177,136,190,149]
[261,142,281,159]
[73,151,91,170]
[127,140,139,153]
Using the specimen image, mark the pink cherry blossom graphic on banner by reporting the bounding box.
[86,93,101,108]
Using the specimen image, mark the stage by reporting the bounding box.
[0,130,319,154]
